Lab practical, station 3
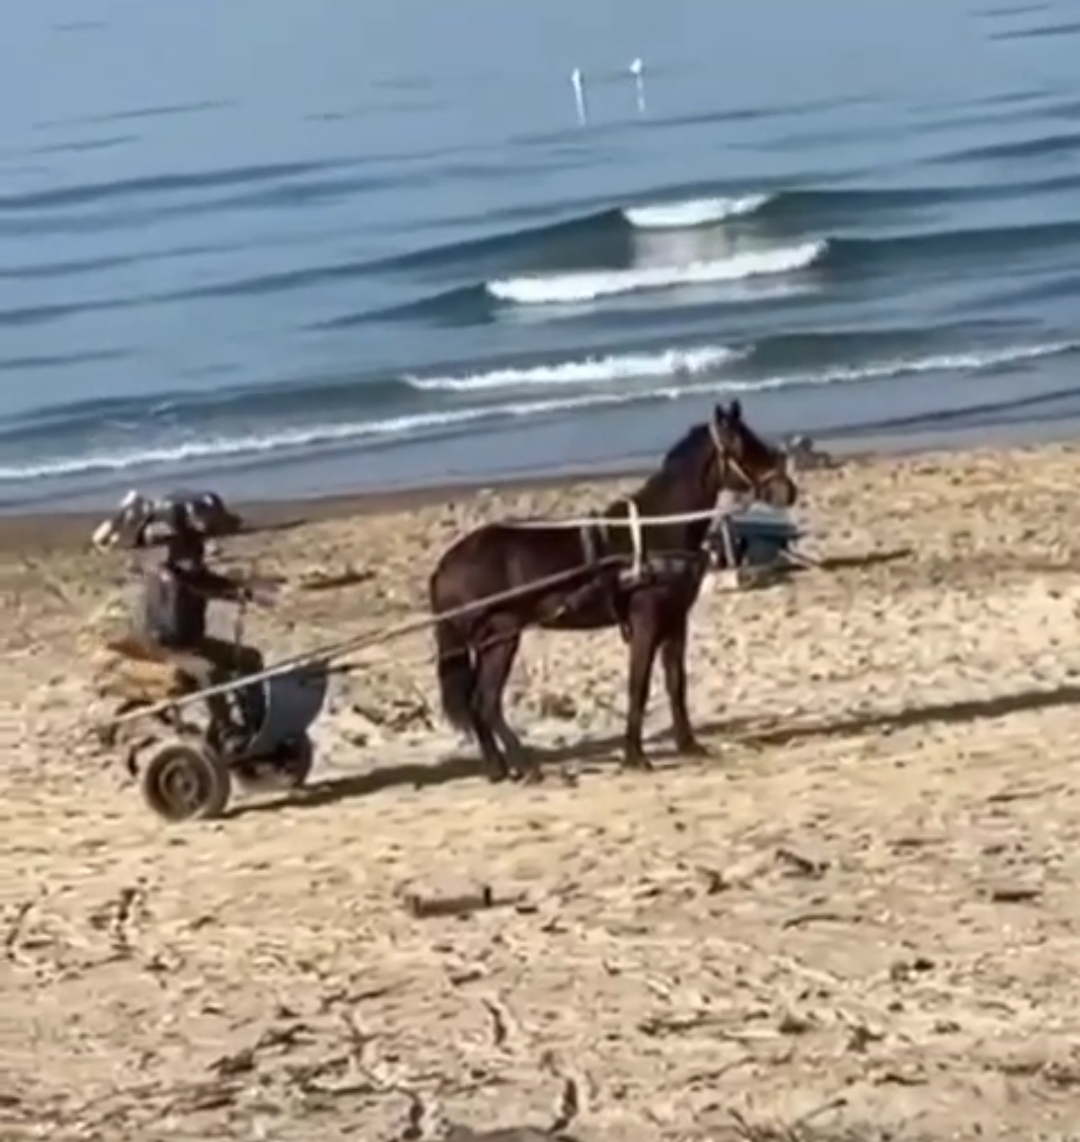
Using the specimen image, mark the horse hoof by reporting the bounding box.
[508,762,543,785]
[676,738,710,758]
[622,754,654,772]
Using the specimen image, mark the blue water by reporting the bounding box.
[2,0,1080,510]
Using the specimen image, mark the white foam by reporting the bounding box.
[0,391,654,482]
[3,340,1073,483]
[623,194,771,230]
[741,341,1078,393]
[406,344,745,392]
[486,240,827,305]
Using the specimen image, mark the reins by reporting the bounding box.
[501,420,792,577]
[98,557,627,730]
[96,418,798,733]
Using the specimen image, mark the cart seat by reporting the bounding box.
[94,636,193,704]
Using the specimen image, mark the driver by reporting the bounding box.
[138,504,265,692]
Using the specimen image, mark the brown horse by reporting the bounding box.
[428,401,798,782]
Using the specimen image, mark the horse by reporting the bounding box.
[428,400,798,783]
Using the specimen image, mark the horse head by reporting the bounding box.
[708,400,798,508]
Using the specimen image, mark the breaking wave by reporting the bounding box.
[622,194,772,229]
[405,345,745,392]
[1,339,1072,483]
[485,240,827,305]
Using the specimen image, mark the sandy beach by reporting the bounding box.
[5,442,1080,1141]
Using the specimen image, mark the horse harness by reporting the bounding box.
[576,421,788,583]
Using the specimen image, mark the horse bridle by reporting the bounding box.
[700,418,791,569]
[601,417,793,572]
[707,418,789,500]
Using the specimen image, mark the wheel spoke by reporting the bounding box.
[140,741,231,823]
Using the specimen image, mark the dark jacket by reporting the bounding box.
[141,558,242,648]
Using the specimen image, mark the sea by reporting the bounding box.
[2,0,1080,513]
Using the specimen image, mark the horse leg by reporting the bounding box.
[469,696,510,783]
[660,611,708,756]
[475,629,536,783]
[623,608,661,770]
[464,639,510,783]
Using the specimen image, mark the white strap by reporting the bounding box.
[624,498,643,578]
[508,505,724,530]
[717,516,737,568]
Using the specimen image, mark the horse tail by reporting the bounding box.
[430,553,477,735]
[433,617,476,735]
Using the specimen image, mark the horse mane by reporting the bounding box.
[627,410,781,511]
[669,410,777,470]
[659,422,711,472]
[630,421,712,502]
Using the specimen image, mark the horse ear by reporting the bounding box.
[713,400,743,425]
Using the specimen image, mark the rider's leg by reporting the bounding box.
[166,648,216,690]
[196,635,264,678]
[192,636,265,734]
[235,643,264,676]
[164,647,234,734]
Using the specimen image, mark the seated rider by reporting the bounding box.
[137,504,265,695]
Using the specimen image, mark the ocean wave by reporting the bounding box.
[362,188,797,282]
[365,174,1080,280]
[0,392,646,482]
[937,128,1080,165]
[0,348,129,374]
[0,158,337,213]
[405,344,745,392]
[13,176,1080,324]
[622,195,772,230]
[2,340,1073,484]
[972,269,1080,309]
[486,240,827,305]
[365,190,788,281]
[368,208,624,278]
[828,219,1080,277]
[733,340,1077,392]
[986,18,1080,41]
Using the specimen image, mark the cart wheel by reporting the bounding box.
[140,741,231,822]
[234,735,314,793]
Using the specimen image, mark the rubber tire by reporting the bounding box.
[234,735,314,794]
[140,741,231,823]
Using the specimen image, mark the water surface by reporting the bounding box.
[1,0,1079,507]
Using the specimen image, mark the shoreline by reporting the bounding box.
[5,414,1080,552]
[7,346,1080,523]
